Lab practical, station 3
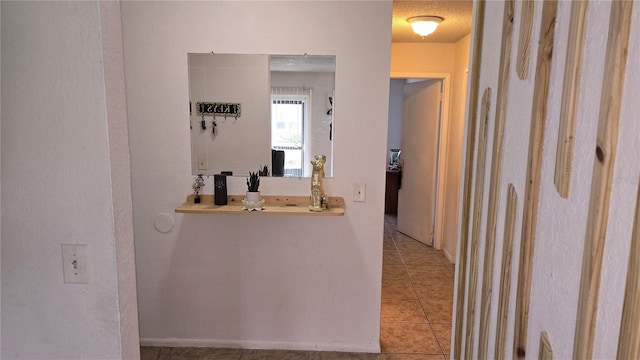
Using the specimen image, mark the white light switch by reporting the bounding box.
[198,158,207,171]
[353,183,366,202]
[62,244,89,284]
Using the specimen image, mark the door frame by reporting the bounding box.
[390,72,452,251]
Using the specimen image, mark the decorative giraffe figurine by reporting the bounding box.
[309,155,327,212]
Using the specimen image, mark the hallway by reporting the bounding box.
[380,215,454,359]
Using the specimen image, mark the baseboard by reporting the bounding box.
[443,248,455,264]
[139,337,380,354]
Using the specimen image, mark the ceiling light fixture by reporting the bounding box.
[408,16,443,37]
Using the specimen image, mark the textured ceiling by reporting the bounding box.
[392,0,473,43]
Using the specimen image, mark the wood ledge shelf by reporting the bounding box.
[175,195,345,216]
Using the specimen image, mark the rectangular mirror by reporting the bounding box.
[188,53,335,178]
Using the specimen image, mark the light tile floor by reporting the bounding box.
[379,215,454,360]
[141,215,454,360]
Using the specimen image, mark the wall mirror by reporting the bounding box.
[188,53,335,178]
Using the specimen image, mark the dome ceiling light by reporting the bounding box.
[407,16,444,37]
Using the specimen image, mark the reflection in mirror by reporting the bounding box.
[188,53,335,178]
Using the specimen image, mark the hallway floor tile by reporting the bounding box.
[379,215,454,358]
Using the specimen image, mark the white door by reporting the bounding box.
[397,79,442,246]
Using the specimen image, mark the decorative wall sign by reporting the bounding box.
[453,2,486,358]
[197,102,241,118]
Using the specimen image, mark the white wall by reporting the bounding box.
[386,79,404,152]
[441,34,471,262]
[99,2,141,358]
[1,1,137,358]
[122,1,391,352]
[456,1,640,358]
[390,43,456,74]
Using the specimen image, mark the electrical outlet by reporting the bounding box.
[62,244,89,284]
[353,183,366,202]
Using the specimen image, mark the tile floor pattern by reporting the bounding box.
[379,215,454,360]
[141,215,454,360]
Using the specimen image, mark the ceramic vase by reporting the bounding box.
[245,191,261,202]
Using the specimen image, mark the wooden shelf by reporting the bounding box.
[175,195,345,216]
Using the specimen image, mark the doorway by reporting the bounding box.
[387,73,452,250]
[397,78,443,247]
[380,72,455,357]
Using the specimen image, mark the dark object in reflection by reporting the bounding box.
[272,150,285,177]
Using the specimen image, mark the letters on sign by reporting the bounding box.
[197,102,241,118]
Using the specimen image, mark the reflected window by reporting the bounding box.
[271,87,310,177]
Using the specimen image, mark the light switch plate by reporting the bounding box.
[198,158,207,171]
[62,244,89,284]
